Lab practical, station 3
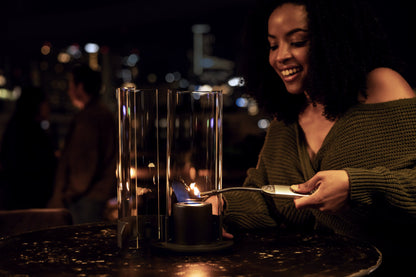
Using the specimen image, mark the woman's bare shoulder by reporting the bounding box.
[363,67,415,104]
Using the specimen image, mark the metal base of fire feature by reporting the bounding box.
[152,240,234,254]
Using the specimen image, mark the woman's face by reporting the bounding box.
[268,3,310,95]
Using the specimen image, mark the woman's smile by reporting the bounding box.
[280,66,304,81]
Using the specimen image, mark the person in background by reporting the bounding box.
[0,86,57,210]
[48,64,116,224]
[216,0,416,275]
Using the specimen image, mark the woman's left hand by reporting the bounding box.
[291,170,350,213]
[204,196,234,239]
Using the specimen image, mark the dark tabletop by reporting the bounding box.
[0,222,381,276]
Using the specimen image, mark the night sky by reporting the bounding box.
[3,0,415,87]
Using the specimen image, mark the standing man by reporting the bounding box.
[49,64,117,224]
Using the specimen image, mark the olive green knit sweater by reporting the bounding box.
[224,97,416,251]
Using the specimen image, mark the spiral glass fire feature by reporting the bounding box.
[157,90,232,252]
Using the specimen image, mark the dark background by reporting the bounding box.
[3,0,415,85]
[1,0,415,185]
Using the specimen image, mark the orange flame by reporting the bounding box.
[189,182,200,197]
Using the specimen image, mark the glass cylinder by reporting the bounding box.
[163,90,227,251]
[116,87,161,249]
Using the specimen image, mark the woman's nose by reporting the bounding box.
[276,45,292,64]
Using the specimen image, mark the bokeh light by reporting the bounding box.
[84,43,99,54]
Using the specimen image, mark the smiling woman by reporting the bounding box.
[242,0,404,124]
[222,0,416,275]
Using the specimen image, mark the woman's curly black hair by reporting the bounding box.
[239,0,399,123]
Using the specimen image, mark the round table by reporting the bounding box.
[0,223,381,276]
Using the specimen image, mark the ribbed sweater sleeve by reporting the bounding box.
[329,99,416,223]
[223,129,278,229]
[347,166,416,215]
[224,120,315,230]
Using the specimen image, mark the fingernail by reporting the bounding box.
[290,184,299,191]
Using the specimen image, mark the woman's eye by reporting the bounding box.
[269,45,278,51]
[291,40,308,47]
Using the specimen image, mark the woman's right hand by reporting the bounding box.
[205,196,234,239]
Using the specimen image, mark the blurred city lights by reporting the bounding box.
[192,24,211,34]
[257,119,270,130]
[121,69,132,82]
[41,43,51,55]
[173,71,181,81]
[125,53,140,67]
[89,52,100,71]
[40,120,50,130]
[165,73,175,83]
[192,24,211,75]
[0,89,10,99]
[179,78,189,88]
[121,82,136,88]
[236,97,248,108]
[84,43,99,53]
[41,46,50,55]
[228,77,245,87]
[165,71,182,83]
[0,87,20,100]
[0,75,6,86]
[159,118,168,128]
[12,87,21,99]
[67,45,81,59]
[192,92,201,100]
[57,52,71,63]
[248,100,259,116]
[196,85,213,92]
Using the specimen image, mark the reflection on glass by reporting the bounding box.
[165,90,223,245]
[116,87,160,249]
